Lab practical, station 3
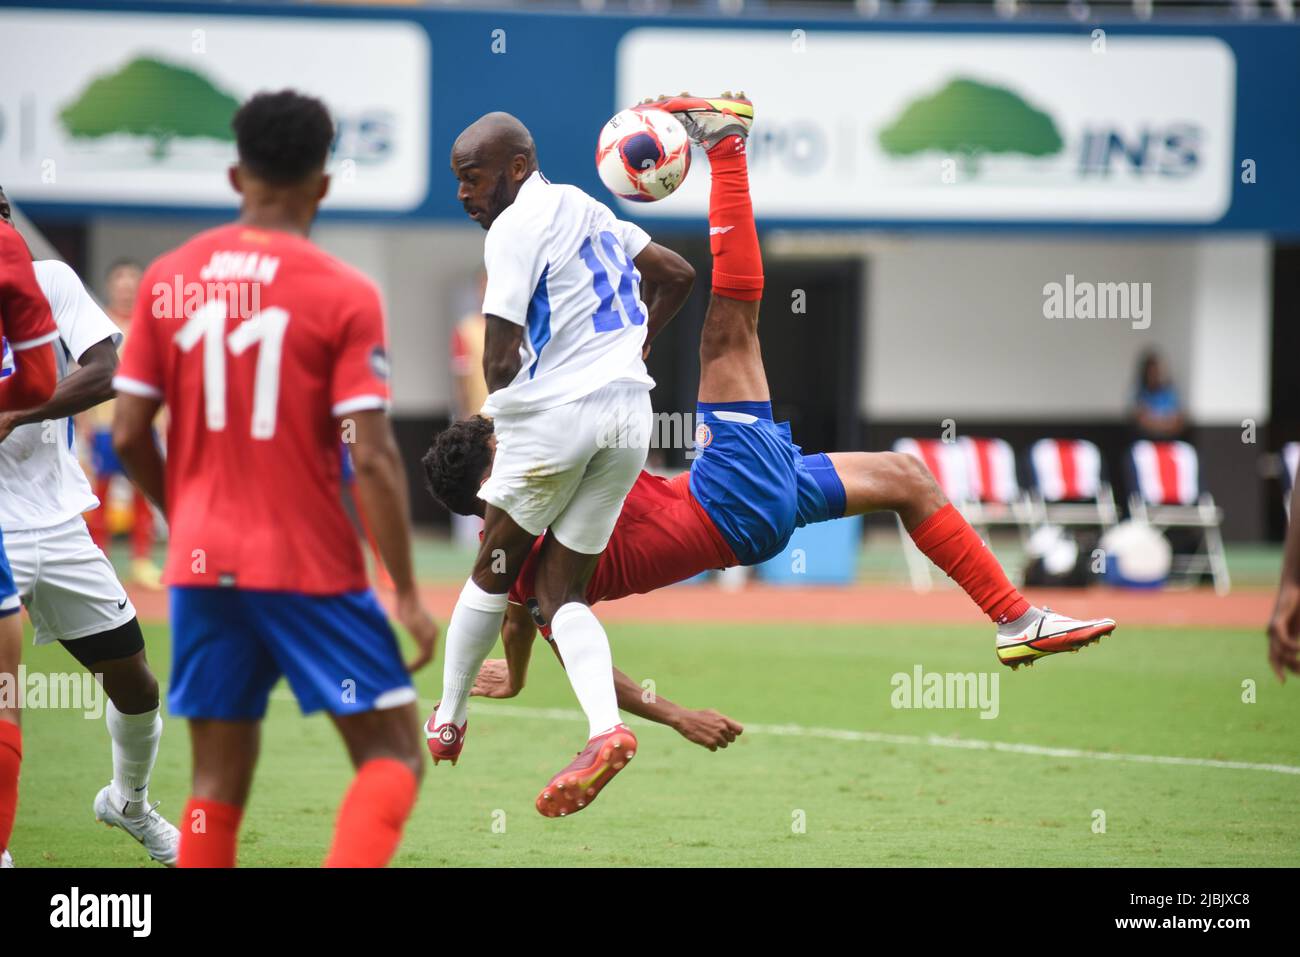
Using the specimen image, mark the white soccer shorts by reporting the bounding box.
[479,380,652,555]
[3,517,137,644]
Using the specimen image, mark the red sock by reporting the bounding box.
[910,504,1031,625]
[0,720,21,852]
[706,135,763,301]
[131,490,154,559]
[323,758,418,868]
[178,797,243,868]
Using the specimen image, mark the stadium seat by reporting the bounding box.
[1281,442,1299,521]
[1027,438,1120,531]
[957,436,1035,540]
[892,437,1029,590]
[1126,439,1230,595]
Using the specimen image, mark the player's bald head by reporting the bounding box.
[452,112,536,168]
[451,113,539,230]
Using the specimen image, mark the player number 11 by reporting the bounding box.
[174,299,290,439]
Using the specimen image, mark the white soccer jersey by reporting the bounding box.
[0,260,122,532]
[479,171,655,418]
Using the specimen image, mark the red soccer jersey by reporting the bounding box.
[509,471,738,624]
[0,225,58,353]
[115,223,392,594]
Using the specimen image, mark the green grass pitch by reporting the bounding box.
[10,618,1300,867]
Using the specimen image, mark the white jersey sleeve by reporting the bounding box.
[32,260,122,361]
[608,210,652,261]
[481,211,548,327]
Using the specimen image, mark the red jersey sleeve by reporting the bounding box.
[331,280,392,417]
[0,227,57,351]
[113,261,165,399]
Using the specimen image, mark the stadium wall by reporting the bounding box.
[84,220,1271,536]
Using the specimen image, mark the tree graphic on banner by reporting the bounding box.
[878,78,1063,175]
[60,57,240,161]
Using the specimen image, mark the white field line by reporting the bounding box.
[266,689,1300,776]
[456,699,1300,777]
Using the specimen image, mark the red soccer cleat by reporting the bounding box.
[535,724,637,818]
[425,703,467,766]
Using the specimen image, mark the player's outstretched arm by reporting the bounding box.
[0,337,117,443]
[1267,480,1300,683]
[609,667,743,751]
[470,603,538,698]
[346,409,440,671]
[112,392,165,514]
[634,241,694,355]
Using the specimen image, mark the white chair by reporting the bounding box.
[957,436,1035,542]
[1027,438,1119,530]
[1281,442,1299,521]
[1127,439,1230,595]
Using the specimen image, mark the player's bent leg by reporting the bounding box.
[181,719,260,868]
[325,702,423,868]
[0,611,22,862]
[824,450,1116,668]
[532,415,647,818]
[698,294,769,404]
[429,504,535,751]
[61,626,178,866]
[830,451,947,530]
[431,404,588,749]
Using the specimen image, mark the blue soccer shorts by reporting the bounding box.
[688,401,848,566]
[169,586,416,720]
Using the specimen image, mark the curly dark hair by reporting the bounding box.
[422,415,495,517]
[232,90,334,186]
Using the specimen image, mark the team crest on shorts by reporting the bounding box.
[694,422,713,450]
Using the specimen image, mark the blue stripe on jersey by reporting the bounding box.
[526,264,552,380]
[0,338,11,379]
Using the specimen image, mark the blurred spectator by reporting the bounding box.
[83,258,162,589]
[448,272,488,546]
[450,271,488,420]
[1131,350,1186,441]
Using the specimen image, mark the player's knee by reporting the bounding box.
[891,452,947,510]
[534,588,581,628]
[384,748,425,784]
[107,667,160,715]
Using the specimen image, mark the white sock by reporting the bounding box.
[106,701,162,818]
[998,605,1044,636]
[550,603,621,738]
[435,578,508,727]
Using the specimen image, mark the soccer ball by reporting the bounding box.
[595,107,691,203]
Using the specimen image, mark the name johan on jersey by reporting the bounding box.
[113,223,392,595]
[479,171,655,418]
[0,260,123,532]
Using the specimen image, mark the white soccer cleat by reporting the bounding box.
[1,849,12,868]
[93,783,179,867]
[996,607,1116,670]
